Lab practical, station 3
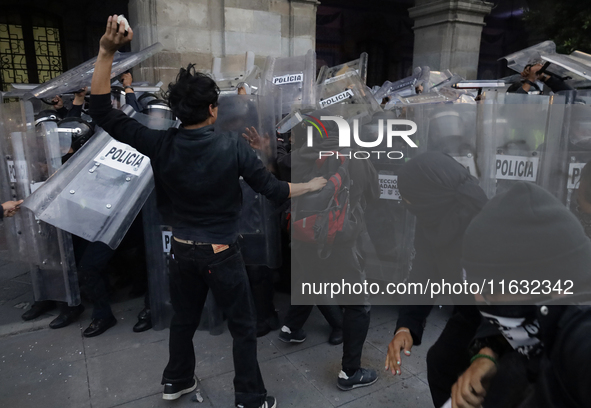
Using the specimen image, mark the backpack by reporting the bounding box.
[292,150,363,258]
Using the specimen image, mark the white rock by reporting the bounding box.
[117,15,130,32]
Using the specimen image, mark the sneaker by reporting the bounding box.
[337,368,378,391]
[237,396,277,408]
[278,326,306,343]
[162,375,197,400]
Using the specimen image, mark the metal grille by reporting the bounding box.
[32,15,63,84]
[0,22,29,91]
[0,11,64,92]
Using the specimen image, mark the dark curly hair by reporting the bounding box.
[163,64,220,126]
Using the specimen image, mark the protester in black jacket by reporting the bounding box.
[385,152,488,407]
[517,304,591,408]
[453,182,591,408]
[89,16,325,408]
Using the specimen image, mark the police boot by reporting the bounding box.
[21,300,57,321]
[133,307,152,333]
[49,304,85,329]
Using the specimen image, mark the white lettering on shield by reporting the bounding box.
[568,163,585,189]
[495,155,539,182]
[272,73,304,85]
[162,231,172,253]
[94,140,150,175]
[319,90,355,108]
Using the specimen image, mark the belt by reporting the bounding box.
[173,236,210,245]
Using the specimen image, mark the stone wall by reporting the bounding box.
[128,0,319,87]
[409,0,493,80]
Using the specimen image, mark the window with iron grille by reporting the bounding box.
[0,10,65,92]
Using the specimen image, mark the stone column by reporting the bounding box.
[127,0,319,86]
[286,0,320,57]
[408,0,493,80]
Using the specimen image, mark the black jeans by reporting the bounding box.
[292,243,371,372]
[162,240,266,408]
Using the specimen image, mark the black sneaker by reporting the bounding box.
[278,326,306,343]
[237,396,277,408]
[337,368,378,391]
[162,375,197,400]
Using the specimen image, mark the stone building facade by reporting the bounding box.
[0,0,496,93]
[128,0,320,87]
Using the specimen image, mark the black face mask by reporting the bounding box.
[478,305,537,319]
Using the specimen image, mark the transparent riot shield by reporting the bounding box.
[212,51,257,93]
[539,53,591,88]
[503,41,557,73]
[475,91,567,198]
[143,194,224,333]
[503,42,591,88]
[388,86,474,108]
[142,192,173,331]
[316,70,382,122]
[549,90,591,215]
[375,76,417,102]
[261,49,316,114]
[373,67,431,104]
[24,43,163,100]
[22,106,158,249]
[0,103,36,259]
[317,52,369,85]
[0,101,80,305]
[215,94,281,267]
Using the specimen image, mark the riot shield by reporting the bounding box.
[0,101,80,305]
[22,105,157,249]
[503,42,591,88]
[215,94,281,267]
[316,52,369,85]
[373,67,431,104]
[388,85,473,108]
[261,49,316,114]
[540,53,591,88]
[550,90,591,214]
[142,193,224,333]
[24,43,163,100]
[374,77,417,103]
[212,51,257,93]
[475,91,567,198]
[316,70,382,122]
[503,41,557,73]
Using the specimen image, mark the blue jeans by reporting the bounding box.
[162,240,267,408]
